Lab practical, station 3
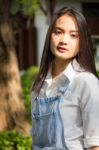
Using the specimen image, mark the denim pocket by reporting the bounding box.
[32,97,59,147]
[33,111,56,147]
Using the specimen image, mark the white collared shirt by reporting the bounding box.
[31,59,99,150]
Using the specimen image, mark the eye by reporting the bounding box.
[71,34,79,38]
[53,29,62,35]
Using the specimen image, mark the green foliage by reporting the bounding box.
[21,66,39,122]
[0,66,38,149]
[20,0,40,16]
[11,0,40,16]
[97,71,99,77]
[11,0,21,15]
[0,130,32,150]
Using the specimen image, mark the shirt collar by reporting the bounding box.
[45,59,83,84]
[63,62,76,82]
[63,59,81,81]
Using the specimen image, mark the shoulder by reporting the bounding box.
[70,71,99,98]
[74,72,99,100]
[75,71,99,86]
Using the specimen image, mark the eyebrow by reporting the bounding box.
[55,27,78,33]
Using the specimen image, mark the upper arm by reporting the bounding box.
[79,73,99,148]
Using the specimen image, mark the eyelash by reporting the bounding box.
[54,30,62,34]
[71,34,78,38]
[53,30,78,38]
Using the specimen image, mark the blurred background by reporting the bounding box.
[9,0,99,70]
[0,0,99,149]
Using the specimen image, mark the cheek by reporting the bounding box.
[75,49,79,55]
[51,35,60,46]
[74,39,79,50]
[74,41,79,54]
[70,40,79,55]
[76,41,80,51]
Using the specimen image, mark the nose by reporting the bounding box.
[60,34,68,45]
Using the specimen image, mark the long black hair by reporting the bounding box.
[32,6,97,93]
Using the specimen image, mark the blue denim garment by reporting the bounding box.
[31,80,69,150]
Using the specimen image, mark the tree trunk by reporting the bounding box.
[0,22,30,134]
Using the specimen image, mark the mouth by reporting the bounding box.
[57,46,68,53]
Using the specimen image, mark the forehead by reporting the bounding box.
[54,14,78,30]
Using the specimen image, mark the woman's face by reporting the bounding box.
[50,14,79,63]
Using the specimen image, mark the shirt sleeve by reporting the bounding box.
[79,73,99,148]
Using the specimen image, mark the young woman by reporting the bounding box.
[31,7,99,150]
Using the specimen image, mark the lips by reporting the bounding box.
[57,46,68,53]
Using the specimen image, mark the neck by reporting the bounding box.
[52,59,71,79]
